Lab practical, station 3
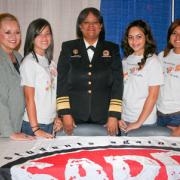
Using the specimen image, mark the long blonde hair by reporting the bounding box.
[0,13,19,27]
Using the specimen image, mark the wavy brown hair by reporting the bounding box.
[121,20,156,69]
[163,19,180,57]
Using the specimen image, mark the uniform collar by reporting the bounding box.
[83,39,98,49]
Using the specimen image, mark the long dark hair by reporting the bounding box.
[121,20,156,69]
[164,19,180,57]
[76,7,105,41]
[24,18,54,64]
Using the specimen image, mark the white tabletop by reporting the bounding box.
[0,136,180,179]
[1,136,180,166]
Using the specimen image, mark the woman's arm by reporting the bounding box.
[24,86,53,138]
[56,42,76,135]
[24,86,38,127]
[168,126,180,137]
[0,64,16,137]
[10,132,35,140]
[107,44,123,136]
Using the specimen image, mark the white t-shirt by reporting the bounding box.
[20,53,57,124]
[157,49,180,114]
[122,54,164,124]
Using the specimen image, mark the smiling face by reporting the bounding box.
[79,12,102,44]
[170,25,180,53]
[128,26,146,56]
[0,19,21,53]
[34,25,52,56]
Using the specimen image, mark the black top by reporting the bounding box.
[13,59,20,74]
[57,39,123,124]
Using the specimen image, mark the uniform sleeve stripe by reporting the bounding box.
[57,96,69,103]
[109,104,122,113]
[57,99,69,103]
[57,102,70,110]
[110,102,122,105]
[57,96,70,110]
[57,100,69,104]
[110,99,122,103]
[110,103,122,105]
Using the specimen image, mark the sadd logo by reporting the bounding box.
[10,147,180,180]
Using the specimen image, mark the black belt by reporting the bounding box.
[157,110,180,116]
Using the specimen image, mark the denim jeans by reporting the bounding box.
[157,113,180,127]
[21,120,53,136]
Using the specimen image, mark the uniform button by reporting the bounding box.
[88,72,92,76]
[89,64,92,68]
[88,90,92,94]
[88,81,92,85]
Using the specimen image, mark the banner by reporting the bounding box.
[1,136,180,180]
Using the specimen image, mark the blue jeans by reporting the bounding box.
[157,113,180,127]
[21,120,53,136]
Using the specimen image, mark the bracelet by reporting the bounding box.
[31,125,39,129]
[33,127,40,134]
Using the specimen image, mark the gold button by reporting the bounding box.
[88,72,92,76]
[88,90,92,94]
[88,81,92,85]
[89,64,92,68]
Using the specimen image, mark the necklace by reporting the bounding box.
[8,52,20,73]
[8,52,16,63]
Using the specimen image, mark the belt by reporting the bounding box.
[157,110,180,116]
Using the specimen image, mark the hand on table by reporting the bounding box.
[118,119,128,132]
[119,120,141,133]
[105,117,118,136]
[167,126,180,137]
[53,117,63,133]
[34,129,54,139]
[10,132,35,141]
[62,115,76,135]
[125,121,142,132]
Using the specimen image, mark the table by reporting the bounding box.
[0,136,180,180]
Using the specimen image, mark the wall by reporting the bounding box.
[0,0,100,62]
[101,0,179,54]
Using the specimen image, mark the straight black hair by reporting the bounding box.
[24,18,54,64]
[76,7,105,41]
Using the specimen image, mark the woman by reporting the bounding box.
[119,20,164,135]
[20,18,62,138]
[157,19,180,136]
[57,7,123,136]
[0,13,34,140]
